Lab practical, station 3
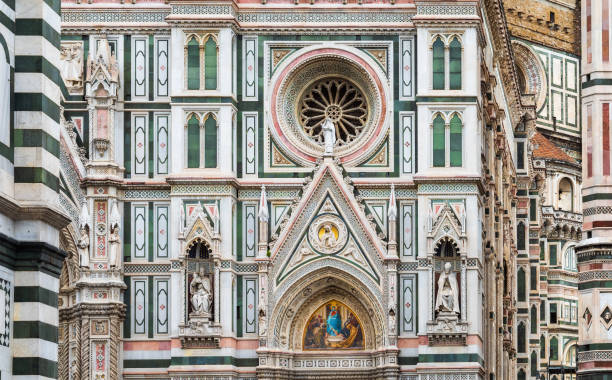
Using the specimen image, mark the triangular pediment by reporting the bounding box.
[270,160,385,286]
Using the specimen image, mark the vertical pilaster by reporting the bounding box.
[578,0,612,377]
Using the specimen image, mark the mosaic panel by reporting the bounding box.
[155,278,169,334]
[133,279,147,335]
[155,205,169,258]
[418,183,478,194]
[133,205,147,259]
[244,278,257,334]
[155,114,169,175]
[244,204,257,258]
[401,203,414,258]
[133,114,147,175]
[243,37,258,101]
[399,37,415,100]
[0,279,9,347]
[401,275,416,334]
[124,264,171,273]
[400,112,415,174]
[133,37,148,98]
[156,38,169,98]
[243,112,258,176]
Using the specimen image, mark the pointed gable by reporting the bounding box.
[270,160,386,286]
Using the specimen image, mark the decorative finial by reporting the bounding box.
[259,185,269,222]
[388,184,397,221]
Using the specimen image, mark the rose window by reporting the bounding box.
[299,78,368,146]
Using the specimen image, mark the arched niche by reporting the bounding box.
[267,266,386,351]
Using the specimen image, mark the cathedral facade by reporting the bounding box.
[0,0,610,380]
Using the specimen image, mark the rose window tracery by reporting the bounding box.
[299,78,368,146]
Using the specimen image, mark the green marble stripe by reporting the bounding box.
[43,0,61,16]
[123,359,170,368]
[124,102,170,110]
[14,166,59,191]
[123,277,131,338]
[13,321,58,343]
[0,10,15,32]
[548,279,577,287]
[14,286,58,307]
[171,96,236,104]
[579,281,612,290]
[148,276,153,338]
[123,202,131,262]
[578,252,612,263]
[1,0,14,10]
[577,373,612,380]
[579,343,612,351]
[15,19,60,48]
[0,141,11,161]
[13,357,57,378]
[416,96,478,103]
[13,129,59,157]
[418,353,484,365]
[14,92,60,122]
[583,193,612,202]
[169,356,259,367]
[398,356,418,365]
[582,78,612,89]
[124,35,131,101]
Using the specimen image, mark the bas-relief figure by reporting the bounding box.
[435,262,460,315]
[60,42,84,94]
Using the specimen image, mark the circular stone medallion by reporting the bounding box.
[308,214,348,255]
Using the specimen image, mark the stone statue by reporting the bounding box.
[77,226,90,268]
[60,42,83,93]
[322,117,336,155]
[435,262,460,314]
[108,224,120,267]
[190,271,212,316]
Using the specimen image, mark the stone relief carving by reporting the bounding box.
[190,270,212,318]
[60,41,84,94]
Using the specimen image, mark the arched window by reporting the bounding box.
[518,322,526,353]
[204,113,218,168]
[188,240,211,259]
[433,114,445,167]
[450,113,462,167]
[564,245,577,271]
[550,336,558,361]
[187,37,200,90]
[518,369,526,380]
[531,305,538,334]
[187,114,200,168]
[204,36,218,90]
[517,267,526,302]
[432,37,445,90]
[517,221,526,251]
[565,344,576,367]
[558,178,573,211]
[531,351,538,377]
[449,37,462,90]
[540,335,546,358]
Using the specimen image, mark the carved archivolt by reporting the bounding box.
[268,267,386,351]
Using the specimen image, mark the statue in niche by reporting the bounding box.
[435,262,460,315]
[60,42,83,93]
[77,226,90,268]
[108,224,120,267]
[322,118,336,155]
[190,270,212,316]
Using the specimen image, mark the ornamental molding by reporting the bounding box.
[416,4,479,16]
[418,183,479,194]
[123,263,172,273]
[62,7,413,32]
[171,184,236,196]
[123,189,170,200]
